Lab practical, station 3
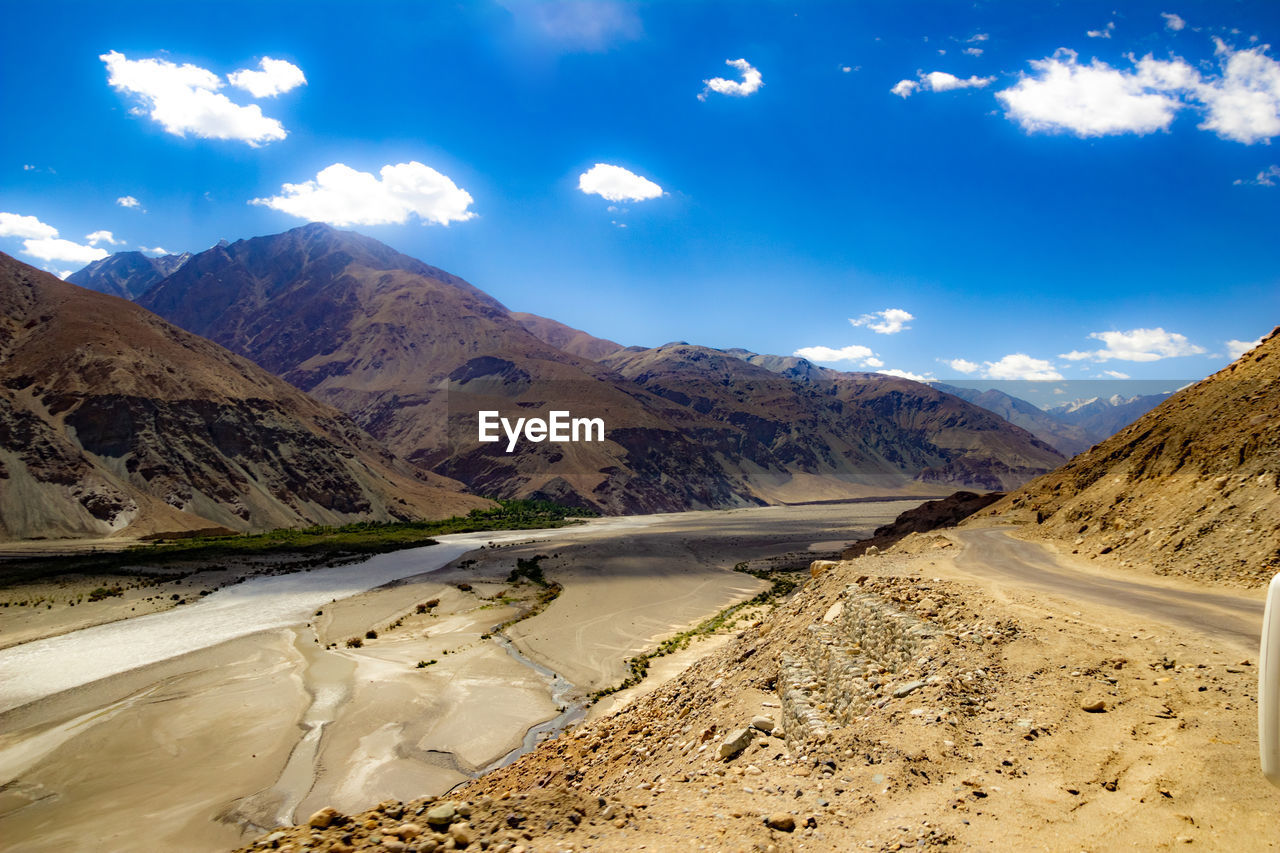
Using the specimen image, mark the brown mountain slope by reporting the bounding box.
[510,311,625,360]
[975,327,1280,586]
[136,225,763,514]
[601,343,1065,497]
[131,224,1064,511]
[0,252,487,540]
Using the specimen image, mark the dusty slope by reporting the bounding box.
[241,538,1273,852]
[130,224,1064,512]
[0,252,487,540]
[973,327,1280,587]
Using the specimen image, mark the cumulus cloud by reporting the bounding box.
[1098,369,1131,379]
[892,70,994,97]
[101,50,289,146]
[699,58,763,101]
[0,212,109,265]
[85,230,121,245]
[578,163,663,202]
[793,344,877,365]
[996,49,1190,136]
[891,79,919,98]
[1087,22,1116,39]
[1226,337,1263,359]
[251,161,476,226]
[964,47,984,57]
[1059,328,1206,362]
[968,34,990,43]
[850,308,914,335]
[946,358,981,374]
[877,368,934,381]
[983,354,1064,380]
[117,195,141,208]
[849,306,911,333]
[1162,12,1187,32]
[227,57,306,98]
[21,238,109,265]
[0,212,59,240]
[997,41,1280,143]
[1196,39,1280,144]
[1234,164,1280,185]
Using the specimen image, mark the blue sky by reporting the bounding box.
[2,0,1278,383]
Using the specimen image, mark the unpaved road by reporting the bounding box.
[952,527,1265,650]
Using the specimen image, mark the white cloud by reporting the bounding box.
[1098,369,1131,379]
[117,195,141,208]
[946,358,981,374]
[0,212,59,240]
[863,356,884,368]
[699,58,763,101]
[578,163,663,202]
[0,212,109,265]
[21,237,109,265]
[251,161,476,227]
[996,49,1189,136]
[1162,12,1187,32]
[101,50,288,146]
[850,308,914,335]
[997,41,1280,144]
[1195,40,1280,144]
[1226,337,1263,359]
[794,344,876,364]
[968,34,990,43]
[1235,164,1280,185]
[877,368,934,381]
[227,57,306,98]
[984,353,1064,380]
[85,230,121,245]
[891,79,919,98]
[1059,327,1206,362]
[1087,22,1116,39]
[893,70,994,97]
[964,47,984,57]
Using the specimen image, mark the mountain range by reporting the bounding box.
[6,222,1083,537]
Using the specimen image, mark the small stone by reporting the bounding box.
[448,822,473,846]
[264,831,287,845]
[765,813,796,832]
[426,804,457,826]
[751,715,776,732]
[822,602,844,624]
[390,823,422,839]
[308,807,342,829]
[719,727,754,759]
[1081,699,1107,713]
[893,680,926,699]
[382,840,406,852]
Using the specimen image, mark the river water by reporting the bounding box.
[0,518,654,715]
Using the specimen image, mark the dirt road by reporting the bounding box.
[951,527,1265,650]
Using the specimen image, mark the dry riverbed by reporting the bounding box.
[0,502,912,852]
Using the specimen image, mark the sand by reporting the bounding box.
[0,501,908,851]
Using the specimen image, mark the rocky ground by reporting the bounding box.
[237,533,1276,852]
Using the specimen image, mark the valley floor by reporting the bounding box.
[240,525,1278,852]
[0,503,909,852]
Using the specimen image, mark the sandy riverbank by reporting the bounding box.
[0,502,916,851]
